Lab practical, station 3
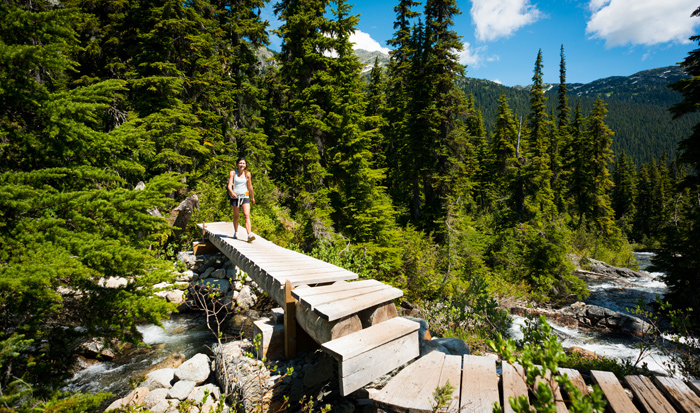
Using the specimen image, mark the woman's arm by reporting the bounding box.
[228,170,236,198]
[246,171,255,204]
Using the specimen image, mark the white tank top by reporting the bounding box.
[233,171,248,198]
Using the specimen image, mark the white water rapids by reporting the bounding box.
[509,252,672,375]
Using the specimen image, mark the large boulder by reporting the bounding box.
[567,302,651,336]
[584,258,650,279]
[174,353,211,384]
[144,368,176,390]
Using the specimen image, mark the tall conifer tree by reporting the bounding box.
[523,49,555,220]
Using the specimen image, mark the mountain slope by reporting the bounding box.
[353,49,695,165]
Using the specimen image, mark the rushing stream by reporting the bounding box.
[509,252,671,374]
[67,252,671,396]
[65,313,216,397]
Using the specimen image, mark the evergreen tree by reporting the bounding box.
[384,0,421,205]
[490,94,520,220]
[552,45,570,211]
[584,98,616,234]
[0,1,179,394]
[396,0,470,228]
[522,49,555,221]
[272,0,336,241]
[611,151,637,234]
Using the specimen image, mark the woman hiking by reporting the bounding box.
[227,157,256,242]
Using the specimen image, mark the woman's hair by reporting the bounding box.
[236,157,247,171]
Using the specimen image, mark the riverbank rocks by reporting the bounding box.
[175,353,211,383]
[582,258,651,279]
[567,302,651,336]
[106,353,228,412]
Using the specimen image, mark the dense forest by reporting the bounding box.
[2,0,700,410]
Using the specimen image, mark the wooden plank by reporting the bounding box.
[460,355,499,412]
[374,351,446,413]
[653,376,700,413]
[439,355,462,412]
[558,368,589,397]
[591,370,640,413]
[339,331,419,397]
[298,284,392,309]
[283,280,296,359]
[625,375,675,413]
[315,287,403,321]
[292,279,383,299]
[322,317,420,360]
[688,380,700,398]
[502,362,529,413]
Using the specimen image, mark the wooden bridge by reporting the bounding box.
[199,222,700,412]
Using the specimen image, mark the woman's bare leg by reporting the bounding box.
[242,202,252,237]
[232,205,240,234]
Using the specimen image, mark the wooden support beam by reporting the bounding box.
[284,280,296,360]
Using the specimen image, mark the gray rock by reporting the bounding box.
[100,276,128,288]
[226,269,238,280]
[188,383,221,403]
[105,397,124,411]
[143,388,169,409]
[585,258,650,278]
[177,251,197,270]
[236,285,257,309]
[432,338,470,355]
[211,268,227,279]
[150,400,171,413]
[166,290,185,305]
[191,278,231,295]
[168,379,197,401]
[176,270,195,282]
[144,368,176,390]
[567,304,651,336]
[79,338,115,360]
[175,353,211,384]
[200,267,215,279]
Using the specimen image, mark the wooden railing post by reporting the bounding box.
[284,280,296,359]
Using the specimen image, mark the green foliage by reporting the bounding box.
[490,222,587,304]
[422,275,510,350]
[430,380,455,413]
[631,298,700,379]
[490,316,607,413]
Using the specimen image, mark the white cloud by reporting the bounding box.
[457,42,495,68]
[470,0,543,42]
[586,0,699,47]
[349,30,390,54]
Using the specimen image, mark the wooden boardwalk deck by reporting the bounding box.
[198,222,700,412]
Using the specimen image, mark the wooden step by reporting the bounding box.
[625,375,676,413]
[374,352,459,413]
[591,370,640,413]
[502,362,528,413]
[322,316,420,396]
[653,376,700,413]
[460,355,500,412]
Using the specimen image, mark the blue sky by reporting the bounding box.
[261,0,699,87]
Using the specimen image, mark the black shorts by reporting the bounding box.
[230,197,250,207]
